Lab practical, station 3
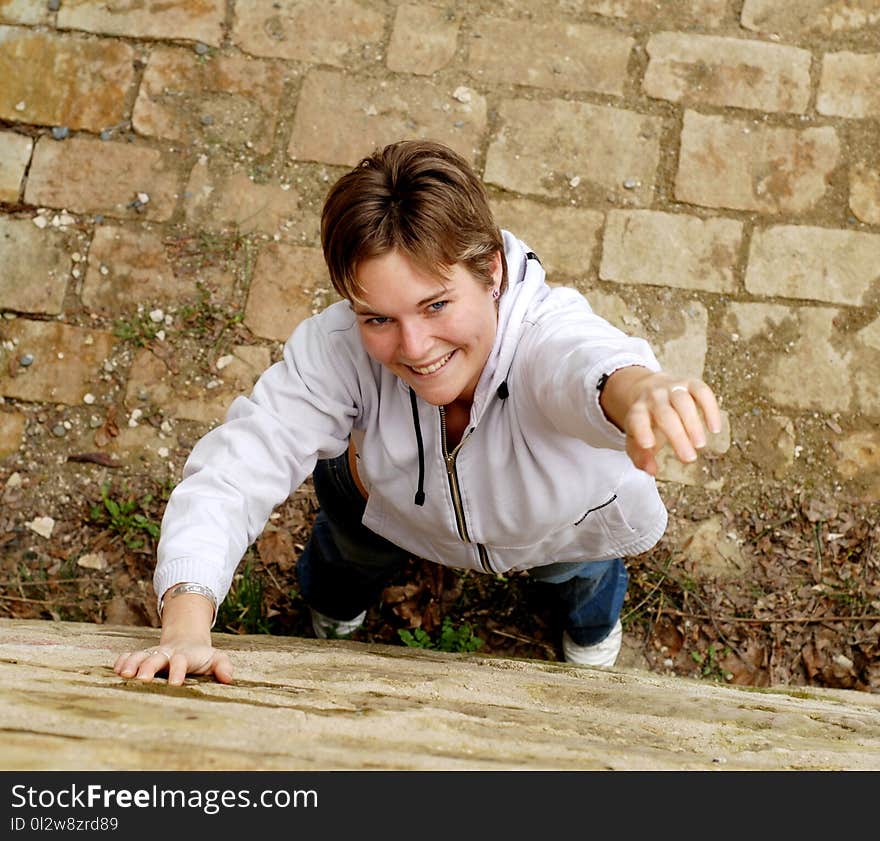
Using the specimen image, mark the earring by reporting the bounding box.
[492,287,500,300]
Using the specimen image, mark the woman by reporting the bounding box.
[115,139,721,685]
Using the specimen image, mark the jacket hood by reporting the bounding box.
[469,230,547,422]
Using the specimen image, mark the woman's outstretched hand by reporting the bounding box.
[114,639,234,686]
[600,367,723,477]
[113,589,233,685]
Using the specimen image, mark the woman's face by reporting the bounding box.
[353,249,502,408]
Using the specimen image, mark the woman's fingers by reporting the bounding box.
[115,644,233,685]
[625,376,722,473]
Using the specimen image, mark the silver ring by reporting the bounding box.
[670,385,689,394]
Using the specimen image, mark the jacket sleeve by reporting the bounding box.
[517,287,661,450]
[154,309,364,607]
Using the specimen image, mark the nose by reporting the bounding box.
[398,318,431,361]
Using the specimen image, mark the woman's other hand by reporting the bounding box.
[600,367,722,477]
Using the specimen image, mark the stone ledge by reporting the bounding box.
[1,619,877,771]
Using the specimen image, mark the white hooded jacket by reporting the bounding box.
[154,232,668,608]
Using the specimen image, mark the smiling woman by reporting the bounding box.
[115,139,721,687]
[353,251,501,411]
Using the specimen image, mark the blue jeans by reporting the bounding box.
[296,452,627,646]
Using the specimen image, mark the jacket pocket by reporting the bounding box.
[574,494,637,544]
[573,494,617,526]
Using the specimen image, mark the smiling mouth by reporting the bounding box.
[408,351,454,375]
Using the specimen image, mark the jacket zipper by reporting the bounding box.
[439,406,493,573]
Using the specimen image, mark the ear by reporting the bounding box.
[490,250,503,291]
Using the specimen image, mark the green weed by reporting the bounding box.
[113,311,162,346]
[398,617,484,653]
[691,643,733,682]
[89,483,160,550]
[216,559,272,635]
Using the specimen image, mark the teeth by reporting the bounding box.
[411,352,452,375]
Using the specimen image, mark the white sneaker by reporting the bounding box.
[310,607,366,639]
[562,619,622,667]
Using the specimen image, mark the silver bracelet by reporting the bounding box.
[158,582,218,625]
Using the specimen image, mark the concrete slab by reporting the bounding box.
[1,618,878,771]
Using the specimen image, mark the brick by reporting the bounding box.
[490,198,604,279]
[469,17,632,96]
[387,4,459,75]
[675,514,745,576]
[746,225,880,306]
[57,0,224,45]
[132,46,286,155]
[818,51,880,119]
[742,0,880,37]
[586,287,709,379]
[485,98,662,204]
[126,344,271,426]
[0,0,49,25]
[644,33,811,114]
[82,225,199,316]
[738,413,796,480]
[850,161,880,224]
[244,244,337,342]
[722,303,853,413]
[0,410,26,458]
[0,27,135,130]
[183,160,317,242]
[648,298,709,380]
[0,319,116,405]
[0,218,70,315]
[835,430,880,503]
[0,130,31,202]
[289,70,487,167]
[656,410,730,488]
[233,0,384,65]
[854,316,880,416]
[675,111,840,214]
[584,0,728,27]
[103,424,182,469]
[600,210,741,293]
[25,137,180,222]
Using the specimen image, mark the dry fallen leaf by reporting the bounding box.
[77,552,108,571]
[25,516,55,538]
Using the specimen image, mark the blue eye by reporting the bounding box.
[365,316,390,326]
[427,301,448,313]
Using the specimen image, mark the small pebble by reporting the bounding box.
[100,129,113,141]
[195,42,210,55]
[51,424,67,437]
[83,393,95,405]
[200,114,215,126]
[89,415,103,428]
[51,126,69,140]
[19,353,34,367]
[622,177,641,190]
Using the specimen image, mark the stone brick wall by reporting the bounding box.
[0,2,878,551]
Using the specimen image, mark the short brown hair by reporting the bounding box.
[321,139,507,302]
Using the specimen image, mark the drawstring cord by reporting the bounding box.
[409,388,426,506]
